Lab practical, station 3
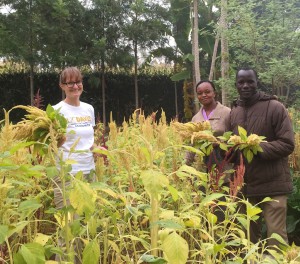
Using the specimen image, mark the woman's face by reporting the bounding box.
[196,82,216,106]
[60,74,83,101]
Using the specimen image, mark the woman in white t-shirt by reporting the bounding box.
[53,67,101,209]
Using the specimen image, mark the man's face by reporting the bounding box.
[236,70,258,100]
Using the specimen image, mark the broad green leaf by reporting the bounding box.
[270,233,289,247]
[19,243,45,264]
[121,235,150,249]
[151,220,184,230]
[243,244,260,260]
[87,216,98,237]
[170,70,190,81]
[183,215,201,228]
[238,126,247,141]
[158,229,172,242]
[140,147,151,164]
[181,145,204,157]
[82,239,100,264]
[261,197,273,203]
[9,141,35,154]
[126,205,143,217]
[247,205,262,218]
[140,254,167,263]
[167,185,179,201]
[92,148,115,162]
[33,233,51,246]
[69,179,96,217]
[19,165,44,177]
[219,143,228,151]
[0,161,19,170]
[141,169,169,199]
[0,225,8,244]
[244,149,254,163]
[18,200,42,217]
[213,243,226,254]
[45,166,59,178]
[176,165,207,181]
[46,104,55,117]
[8,221,29,238]
[206,212,217,225]
[183,53,194,62]
[159,210,174,219]
[70,219,81,236]
[13,252,26,264]
[257,145,264,152]
[252,147,258,155]
[161,232,189,264]
[108,240,120,254]
[201,193,225,206]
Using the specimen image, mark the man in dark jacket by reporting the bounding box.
[230,67,295,249]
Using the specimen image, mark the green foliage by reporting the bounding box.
[69,178,97,218]
[228,0,300,102]
[82,239,100,264]
[1,106,300,262]
[161,231,189,264]
[14,243,45,264]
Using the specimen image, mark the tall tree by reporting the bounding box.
[191,0,200,112]
[82,0,133,125]
[0,0,43,104]
[168,0,219,118]
[0,0,86,102]
[220,0,229,106]
[228,0,300,104]
[123,0,170,109]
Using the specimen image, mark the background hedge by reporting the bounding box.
[0,72,184,124]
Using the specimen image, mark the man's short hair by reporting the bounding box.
[235,67,258,80]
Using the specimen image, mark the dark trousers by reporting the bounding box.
[240,195,288,249]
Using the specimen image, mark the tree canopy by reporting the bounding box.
[1,0,300,110]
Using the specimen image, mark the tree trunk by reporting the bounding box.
[284,84,290,106]
[209,31,220,81]
[192,0,200,112]
[29,0,34,106]
[174,81,178,118]
[30,63,34,106]
[220,0,229,106]
[101,59,106,128]
[134,39,139,110]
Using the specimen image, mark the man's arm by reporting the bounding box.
[259,102,295,160]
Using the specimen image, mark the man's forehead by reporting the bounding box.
[237,69,257,78]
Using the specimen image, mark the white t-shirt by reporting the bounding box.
[53,101,95,174]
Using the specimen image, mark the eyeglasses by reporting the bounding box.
[63,81,83,88]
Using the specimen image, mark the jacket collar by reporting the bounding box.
[234,91,277,107]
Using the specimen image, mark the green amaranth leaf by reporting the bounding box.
[161,232,189,264]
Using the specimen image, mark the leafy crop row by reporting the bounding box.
[0,108,299,263]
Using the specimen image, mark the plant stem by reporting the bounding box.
[60,166,71,262]
[150,195,159,256]
[103,221,108,264]
[5,238,13,264]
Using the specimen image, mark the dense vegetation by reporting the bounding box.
[0,107,299,263]
[1,0,300,111]
[1,0,300,263]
